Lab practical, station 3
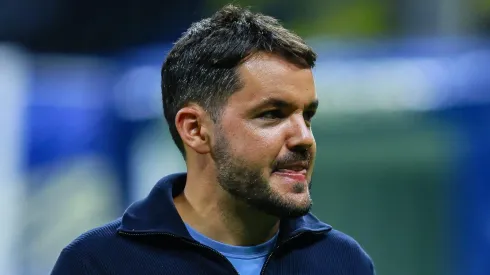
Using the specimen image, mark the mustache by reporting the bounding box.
[272,150,312,169]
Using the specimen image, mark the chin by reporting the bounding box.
[271,177,310,194]
[288,192,311,205]
[253,189,312,218]
[277,188,312,205]
[280,199,312,218]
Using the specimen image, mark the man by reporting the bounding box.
[52,4,375,275]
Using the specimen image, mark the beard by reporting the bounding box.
[210,129,312,219]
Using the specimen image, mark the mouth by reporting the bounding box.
[272,162,309,182]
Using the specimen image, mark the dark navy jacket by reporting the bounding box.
[52,173,375,274]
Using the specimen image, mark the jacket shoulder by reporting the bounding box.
[325,229,369,251]
[64,218,122,252]
[51,218,123,274]
[321,229,375,273]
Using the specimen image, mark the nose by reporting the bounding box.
[286,115,315,152]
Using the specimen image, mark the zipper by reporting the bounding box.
[259,232,304,275]
[259,230,326,275]
[118,231,240,275]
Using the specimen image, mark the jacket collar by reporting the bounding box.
[118,173,332,241]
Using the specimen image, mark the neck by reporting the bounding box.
[174,164,279,246]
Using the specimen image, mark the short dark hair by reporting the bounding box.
[161,4,317,158]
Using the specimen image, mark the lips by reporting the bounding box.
[273,161,309,172]
[275,168,307,174]
[273,170,307,182]
[273,162,309,182]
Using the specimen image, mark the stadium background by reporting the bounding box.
[1,0,489,274]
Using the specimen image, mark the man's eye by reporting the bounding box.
[260,110,284,119]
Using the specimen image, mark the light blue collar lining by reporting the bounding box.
[185,223,278,259]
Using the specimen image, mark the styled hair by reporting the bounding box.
[161,4,316,158]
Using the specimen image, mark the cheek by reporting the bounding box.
[227,123,284,162]
[246,126,285,161]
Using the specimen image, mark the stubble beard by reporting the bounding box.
[211,130,312,219]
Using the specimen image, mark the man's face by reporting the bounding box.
[210,53,318,219]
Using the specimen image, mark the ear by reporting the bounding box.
[175,105,212,155]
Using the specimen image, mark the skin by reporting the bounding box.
[173,52,318,246]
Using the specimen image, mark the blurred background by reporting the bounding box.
[1,0,489,274]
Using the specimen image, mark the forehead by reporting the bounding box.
[228,53,316,108]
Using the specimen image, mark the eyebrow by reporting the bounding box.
[254,97,319,111]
